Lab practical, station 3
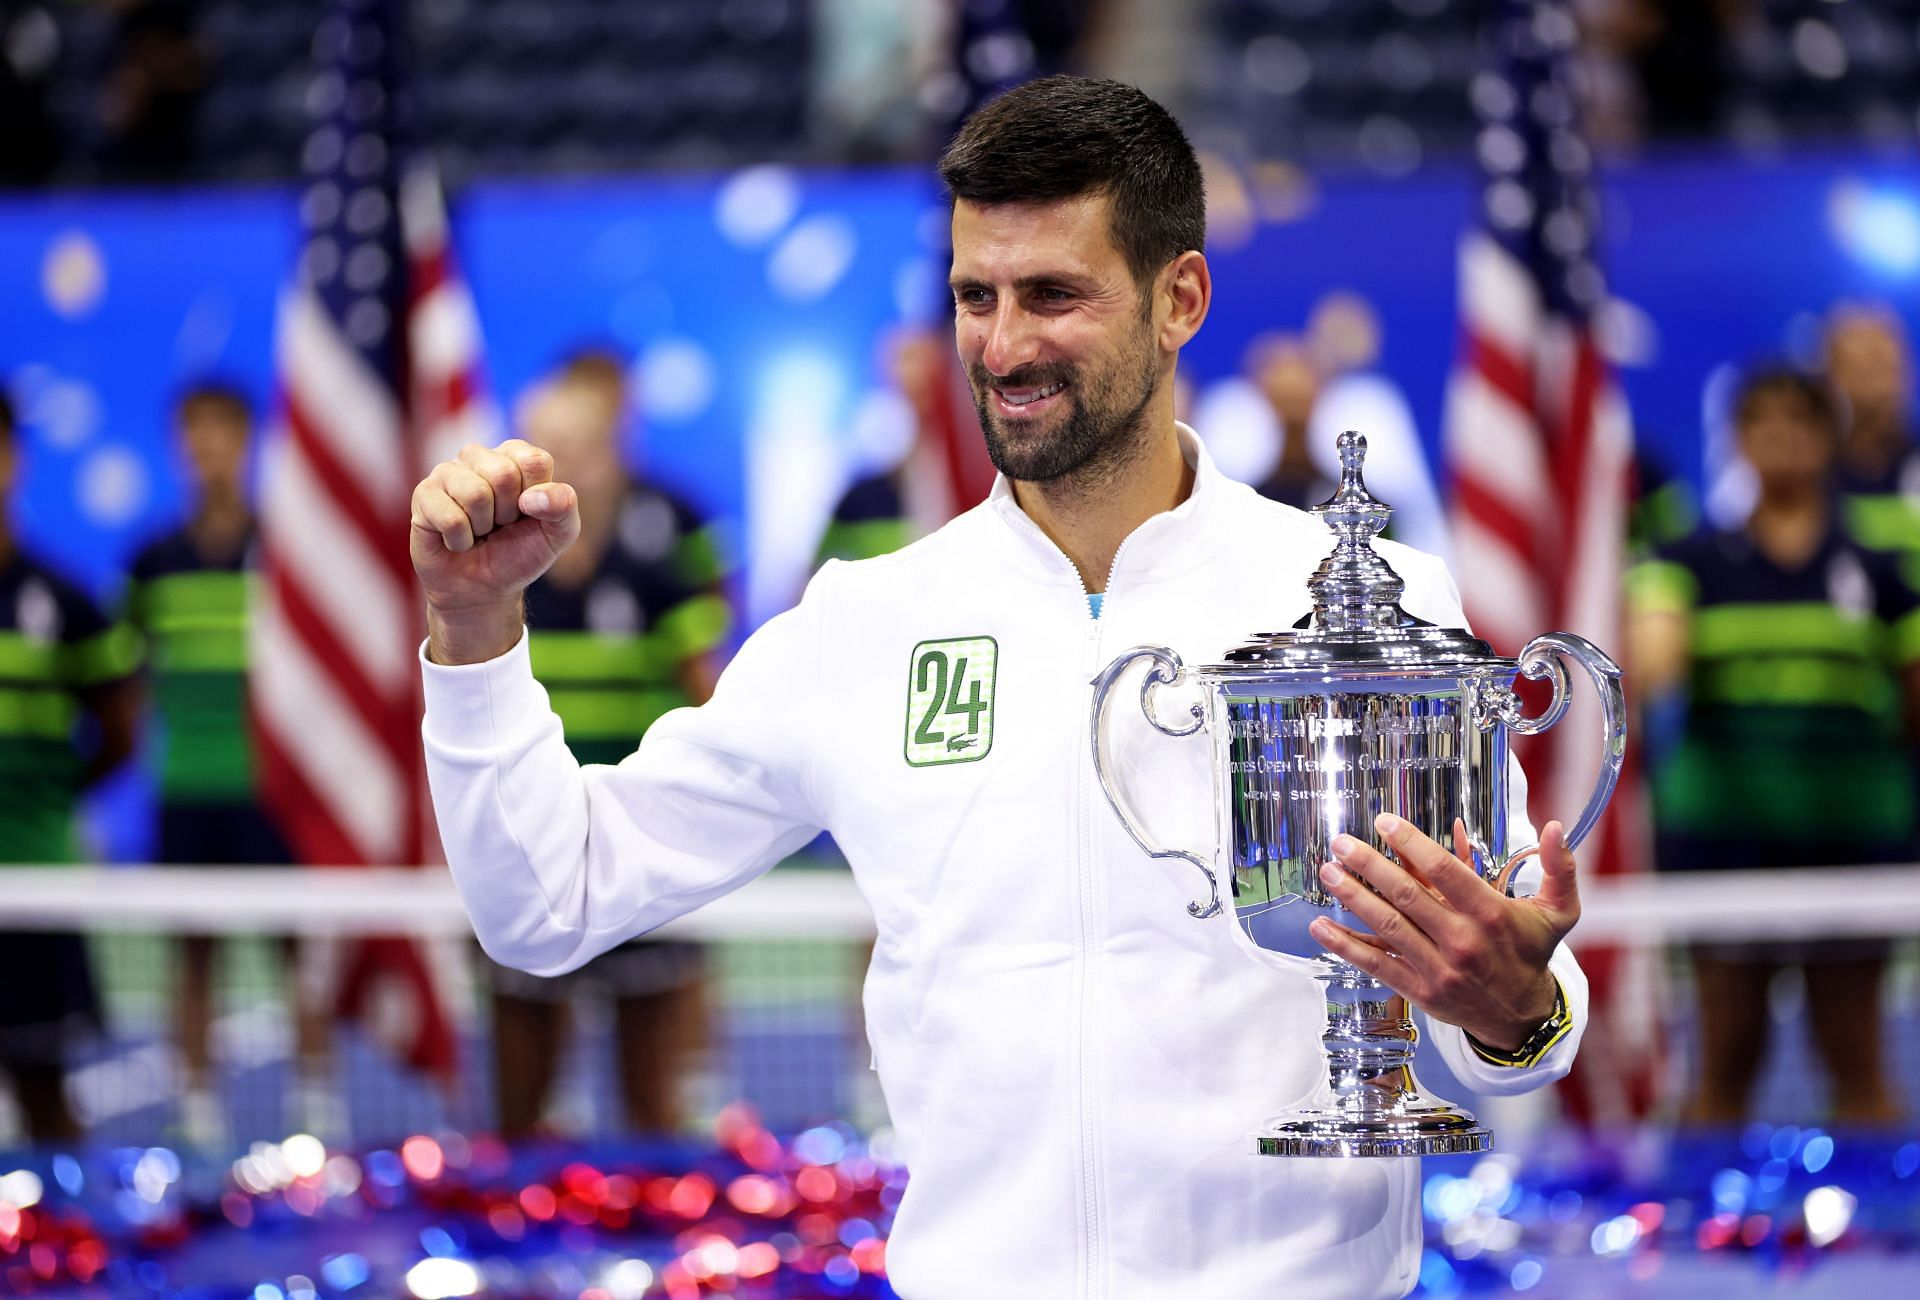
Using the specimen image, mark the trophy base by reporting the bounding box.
[1254,1102,1492,1158]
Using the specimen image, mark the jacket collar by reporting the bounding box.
[985,423,1241,589]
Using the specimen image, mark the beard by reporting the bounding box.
[968,323,1161,486]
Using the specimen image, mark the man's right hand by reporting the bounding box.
[411,439,581,664]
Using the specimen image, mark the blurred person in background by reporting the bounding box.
[97,0,207,182]
[1630,367,1918,1127]
[1575,0,1735,148]
[816,328,956,566]
[1245,333,1335,512]
[1195,293,1449,558]
[126,382,328,1150]
[0,389,140,1142]
[1826,303,1919,558]
[557,350,732,599]
[487,355,730,1136]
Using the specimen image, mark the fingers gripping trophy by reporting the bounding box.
[1090,432,1627,1157]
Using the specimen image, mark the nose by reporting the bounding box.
[978,300,1040,379]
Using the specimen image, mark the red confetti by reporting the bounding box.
[851,1236,886,1274]
[67,1238,105,1283]
[793,1167,836,1204]
[667,1174,716,1220]
[485,1203,525,1241]
[401,1136,445,1182]
[519,1184,558,1222]
[737,1241,780,1278]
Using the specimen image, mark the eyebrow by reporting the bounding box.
[948,272,1096,294]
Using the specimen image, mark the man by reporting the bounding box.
[1631,367,1915,1127]
[1825,303,1919,561]
[127,382,326,1147]
[554,348,733,596]
[411,78,1585,1297]
[0,389,139,1141]
[1197,295,1448,559]
[816,329,958,567]
[1244,333,1337,511]
[485,360,729,1136]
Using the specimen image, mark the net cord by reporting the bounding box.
[0,865,1914,944]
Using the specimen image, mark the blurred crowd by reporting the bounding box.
[6,0,1920,188]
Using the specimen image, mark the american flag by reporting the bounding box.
[1442,0,1659,1122]
[251,0,495,1078]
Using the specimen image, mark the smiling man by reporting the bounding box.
[412,77,1585,1299]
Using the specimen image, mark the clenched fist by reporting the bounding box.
[411,439,581,664]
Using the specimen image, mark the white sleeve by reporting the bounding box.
[1392,546,1591,1093]
[1426,942,1589,1095]
[420,581,828,977]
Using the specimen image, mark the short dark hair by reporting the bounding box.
[558,345,626,384]
[0,386,14,447]
[1733,366,1840,435]
[175,380,253,427]
[938,75,1206,287]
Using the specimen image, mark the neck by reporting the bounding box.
[189,489,251,557]
[1276,427,1317,477]
[1747,486,1827,565]
[1010,407,1193,594]
[1843,419,1906,481]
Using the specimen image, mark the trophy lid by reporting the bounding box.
[1218,431,1504,673]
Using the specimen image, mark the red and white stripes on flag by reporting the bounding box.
[1447,236,1634,685]
[1443,0,1659,1125]
[404,168,501,472]
[251,0,497,1080]
[255,287,421,872]
[904,340,999,536]
[1447,238,1659,1126]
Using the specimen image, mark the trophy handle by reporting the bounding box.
[1471,633,1627,891]
[1089,645,1222,919]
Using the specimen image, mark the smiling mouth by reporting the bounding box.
[992,380,1067,410]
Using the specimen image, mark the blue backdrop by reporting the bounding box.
[2,147,1916,605]
[3,148,1916,862]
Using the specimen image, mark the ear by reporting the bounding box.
[1156,250,1211,353]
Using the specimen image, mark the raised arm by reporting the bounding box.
[412,441,825,976]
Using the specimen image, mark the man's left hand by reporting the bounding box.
[1307,813,1579,1053]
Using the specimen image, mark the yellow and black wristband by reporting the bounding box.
[1466,975,1571,1069]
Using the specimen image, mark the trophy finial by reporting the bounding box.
[1338,429,1366,473]
[1306,430,1408,633]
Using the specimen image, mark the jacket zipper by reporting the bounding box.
[1073,533,1139,1300]
[1074,576,1103,1299]
[1005,504,1143,1300]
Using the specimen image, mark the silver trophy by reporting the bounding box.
[1090,431,1626,1157]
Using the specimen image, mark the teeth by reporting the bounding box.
[1000,382,1065,406]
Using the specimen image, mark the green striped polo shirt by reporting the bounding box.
[0,550,141,863]
[527,486,732,765]
[816,469,918,567]
[126,527,256,804]
[1629,521,1920,847]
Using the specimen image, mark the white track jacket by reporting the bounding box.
[422,428,1587,1299]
